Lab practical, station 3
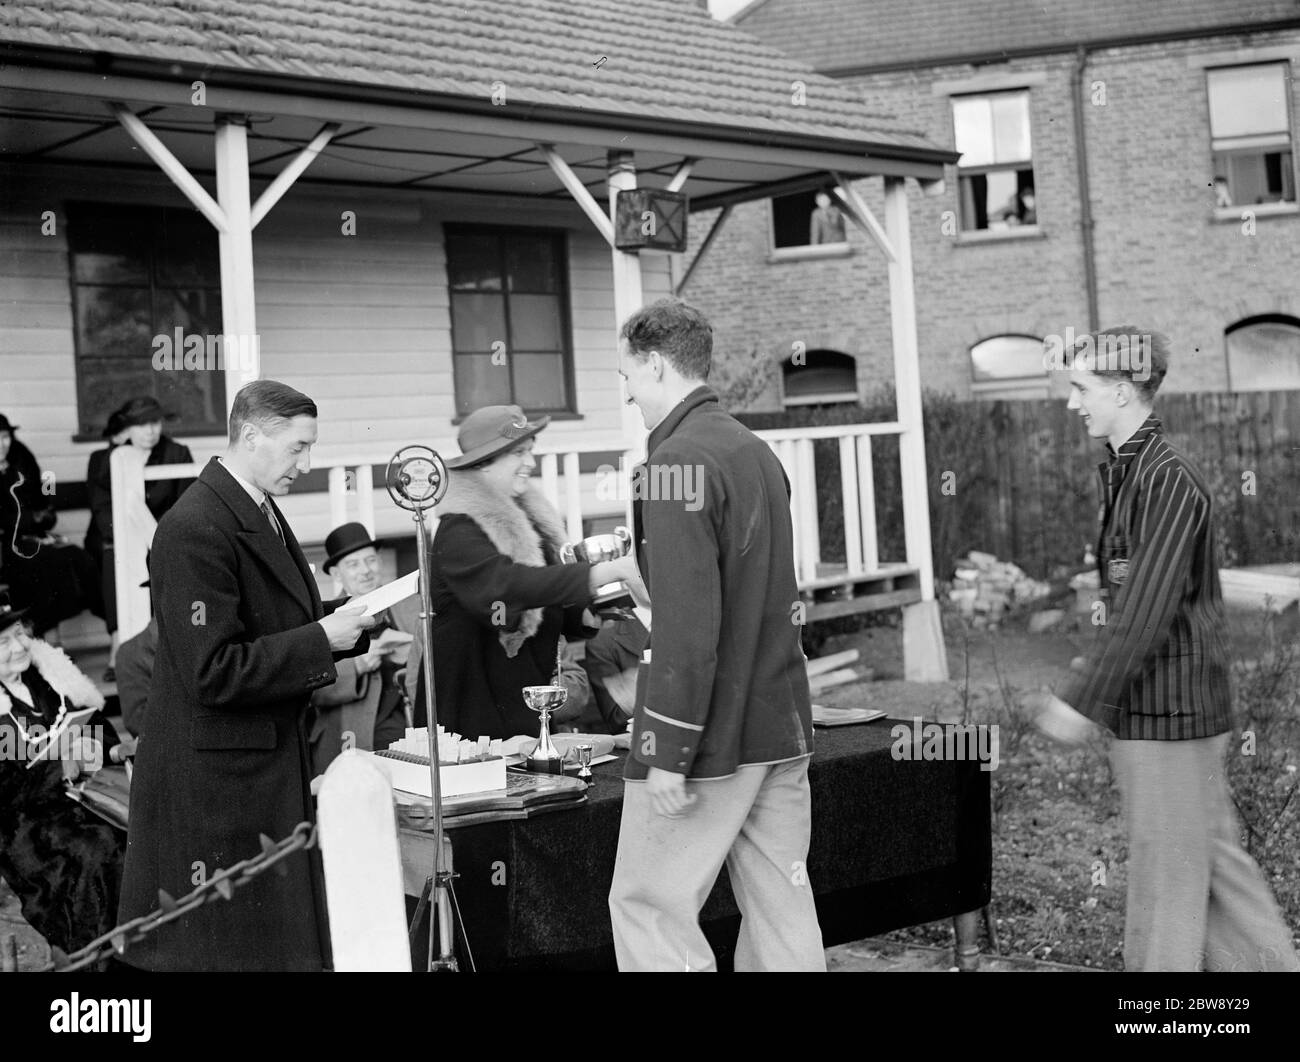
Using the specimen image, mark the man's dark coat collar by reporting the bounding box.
[646,385,718,457]
[200,457,318,617]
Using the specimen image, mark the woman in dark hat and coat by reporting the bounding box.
[0,414,103,637]
[85,396,194,678]
[0,595,127,960]
[415,405,642,739]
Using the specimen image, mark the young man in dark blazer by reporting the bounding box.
[608,299,824,971]
[1028,328,1298,971]
[118,380,374,971]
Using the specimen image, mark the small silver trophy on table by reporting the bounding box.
[522,684,568,774]
[560,527,635,616]
[573,743,595,786]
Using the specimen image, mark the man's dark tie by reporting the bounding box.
[260,498,286,545]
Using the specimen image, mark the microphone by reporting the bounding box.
[385,446,448,513]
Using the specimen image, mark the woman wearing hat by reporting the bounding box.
[415,405,642,739]
[0,595,127,960]
[0,414,103,638]
[85,396,193,679]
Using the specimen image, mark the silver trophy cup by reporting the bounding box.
[522,684,568,774]
[561,526,633,607]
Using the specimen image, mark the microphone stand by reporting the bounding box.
[386,446,465,972]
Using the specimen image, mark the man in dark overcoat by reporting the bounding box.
[117,380,374,971]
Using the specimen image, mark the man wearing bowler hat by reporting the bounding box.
[307,522,423,776]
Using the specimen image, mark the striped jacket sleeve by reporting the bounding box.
[1059,463,1207,728]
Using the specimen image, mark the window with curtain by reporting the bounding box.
[444,225,574,416]
[951,91,1036,232]
[1207,64,1295,208]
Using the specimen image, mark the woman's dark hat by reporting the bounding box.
[119,395,176,427]
[0,413,19,434]
[322,521,384,573]
[446,405,549,470]
[102,407,129,439]
[0,592,30,634]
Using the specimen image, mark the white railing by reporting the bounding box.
[109,443,625,641]
[756,422,905,586]
[110,424,925,641]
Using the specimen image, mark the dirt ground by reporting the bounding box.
[5,603,1295,973]
[813,602,1300,970]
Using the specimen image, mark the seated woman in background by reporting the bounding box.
[0,413,103,639]
[85,396,193,680]
[0,595,127,960]
[414,405,641,739]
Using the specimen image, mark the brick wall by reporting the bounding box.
[682,29,1300,404]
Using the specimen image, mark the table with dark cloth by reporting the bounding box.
[401,719,991,970]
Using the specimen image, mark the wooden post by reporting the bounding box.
[328,466,348,530]
[355,462,376,537]
[109,446,154,642]
[562,451,583,544]
[608,151,646,518]
[884,177,948,681]
[214,117,260,410]
[317,751,411,971]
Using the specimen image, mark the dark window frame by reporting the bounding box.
[64,201,226,442]
[443,222,577,417]
[969,333,1049,397]
[1224,313,1300,391]
[951,89,1037,233]
[1206,61,1297,209]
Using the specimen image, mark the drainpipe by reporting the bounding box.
[1071,44,1100,331]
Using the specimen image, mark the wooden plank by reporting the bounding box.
[799,562,917,592]
[805,587,924,622]
[808,668,861,693]
[806,649,859,676]
[838,435,863,571]
[858,435,879,572]
[796,437,821,578]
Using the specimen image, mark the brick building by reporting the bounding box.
[685,0,1300,406]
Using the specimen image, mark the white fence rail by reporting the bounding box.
[110,423,923,641]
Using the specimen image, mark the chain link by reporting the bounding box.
[47,822,318,973]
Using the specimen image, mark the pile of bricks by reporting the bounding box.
[947,550,1052,628]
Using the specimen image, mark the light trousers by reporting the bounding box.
[609,756,826,972]
[1111,732,1300,971]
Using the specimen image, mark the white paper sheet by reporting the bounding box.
[344,571,420,616]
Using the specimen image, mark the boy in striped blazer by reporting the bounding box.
[1027,327,1298,972]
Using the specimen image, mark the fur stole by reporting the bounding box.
[0,639,105,717]
[436,473,570,657]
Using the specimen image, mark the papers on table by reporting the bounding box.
[811,705,888,727]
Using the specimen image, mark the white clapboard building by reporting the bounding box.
[0,0,953,677]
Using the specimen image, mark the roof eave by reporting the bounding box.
[0,41,957,175]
